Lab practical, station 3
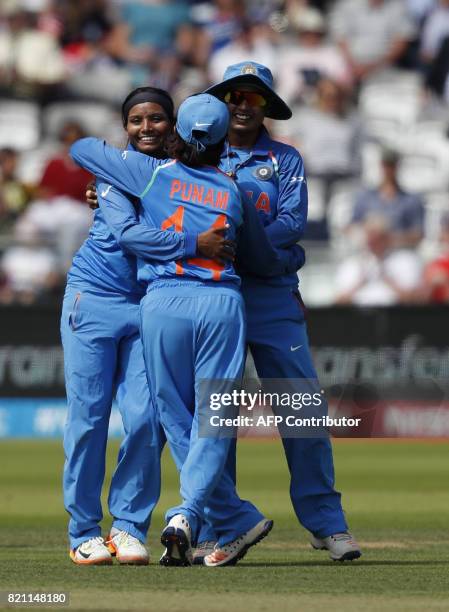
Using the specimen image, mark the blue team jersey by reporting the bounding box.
[67,143,193,296]
[135,160,242,285]
[218,128,308,287]
[68,192,145,296]
[71,139,244,286]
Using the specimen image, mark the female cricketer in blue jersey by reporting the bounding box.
[201,62,362,564]
[70,94,289,566]
[61,87,188,566]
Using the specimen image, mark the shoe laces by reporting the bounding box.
[331,532,353,542]
[196,540,216,551]
[81,536,105,551]
[109,530,138,548]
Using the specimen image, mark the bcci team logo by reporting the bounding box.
[241,63,258,76]
[253,165,273,181]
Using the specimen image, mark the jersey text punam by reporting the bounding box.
[169,179,229,210]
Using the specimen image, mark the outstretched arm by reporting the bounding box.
[71,137,161,198]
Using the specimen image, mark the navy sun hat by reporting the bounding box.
[205,61,292,120]
[176,93,230,152]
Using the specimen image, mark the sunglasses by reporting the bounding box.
[224,90,267,108]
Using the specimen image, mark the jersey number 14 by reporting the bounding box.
[161,205,227,280]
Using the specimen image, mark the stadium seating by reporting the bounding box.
[421,192,449,258]
[327,182,359,252]
[358,71,422,145]
[16,141,59,184]
[398,134,449,193]
[305,177,327,222]
[0,100,41,151]
[361,142,383,188]
[297,244,340,306]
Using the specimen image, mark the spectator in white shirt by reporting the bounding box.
[335,215,423,306]
[208,21,277,86]
[278,7,352,106]
[277,78,362,179]
[330,0,416,83]
[276,77,362,239]
[0,7,65,99]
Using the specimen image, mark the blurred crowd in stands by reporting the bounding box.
[0,0,448,306]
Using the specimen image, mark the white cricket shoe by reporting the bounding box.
[192,540,217,565]
[204,519,273,567]
[69,536,112,566]
[160,514,193,567]
[106,528,149,565]
[311,532,362,561]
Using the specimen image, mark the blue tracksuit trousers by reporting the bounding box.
[139,281,264,546]
[244,282,348,538]
[61,285,163,549]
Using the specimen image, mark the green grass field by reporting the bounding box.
[0,439,448,612]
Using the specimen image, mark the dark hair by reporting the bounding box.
[164,131,224,167]
[121,86,175,127]
[59,120,86,144]
[0,147,17,157]
[381,147,400,166]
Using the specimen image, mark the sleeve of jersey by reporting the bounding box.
[70,137,156,198]
[276,244,306,274]
[264,148,308,248]
[98,181,197,261]
[237,192,299,277]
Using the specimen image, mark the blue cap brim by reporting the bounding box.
[204,74,292,120]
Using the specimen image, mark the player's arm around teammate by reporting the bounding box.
[70,94,284,567]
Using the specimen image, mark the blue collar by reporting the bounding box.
[252,127,274,155]
[227,126,274,158]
